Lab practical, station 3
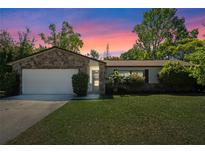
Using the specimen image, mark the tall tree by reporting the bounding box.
[157,38,205,60]
[121,45,151,60]
[39,21,83,53]
[0,30,15,64]
[133,8,198,59]
[87,49,100,59]
[16,28,35,59]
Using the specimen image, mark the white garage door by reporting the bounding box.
[22,69,78,94]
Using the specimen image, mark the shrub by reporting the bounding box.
[0,65,19,96]
[118,73,143,93]
[0,65,12,74]
[108,69,124,93]
[158,61,196,91]
[107,70,145,94]
[126,73,145,87]
[72,72,89,96]
[105,81,114,95]
[0,72,19,95]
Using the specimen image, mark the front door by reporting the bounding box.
[92,70,99,93]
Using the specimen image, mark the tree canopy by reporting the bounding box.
[39,21,83,53]
[16,28,35,59]
[122,8,198,60]
[87,49,100,59]
[0,21,84,65]
[156,38,205,60]
[120,45,151,60]
[0,28,35,64]
[0,30,15,65]
[188,46,205,86]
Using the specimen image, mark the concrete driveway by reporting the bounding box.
[0,95,66,144]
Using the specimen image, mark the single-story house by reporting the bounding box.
[105,60,190,84]
[8,47,190,95]
[8,47,106,95]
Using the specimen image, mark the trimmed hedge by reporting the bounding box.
[72,72,89,96]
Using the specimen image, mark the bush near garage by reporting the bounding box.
[0,72,19,95]
[158,61,197,92]
[0,65,19,96]
[0,65,12,74]
[72,72,89,96]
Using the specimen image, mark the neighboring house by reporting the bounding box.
[8,47,190,95]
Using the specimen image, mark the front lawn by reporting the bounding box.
[8,94,205,144]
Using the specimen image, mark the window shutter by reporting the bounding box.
[145,69,149,83]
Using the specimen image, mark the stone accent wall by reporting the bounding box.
[99,62,106,95]
[12,48,89,73]
[11,48,91,94]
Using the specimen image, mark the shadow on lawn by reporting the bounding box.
[100,95,114,100]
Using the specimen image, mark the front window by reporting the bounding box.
[119,71,131,77]
[131,70,144,77]
[118,70,145,77]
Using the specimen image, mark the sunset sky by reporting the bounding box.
[1,8,205,56]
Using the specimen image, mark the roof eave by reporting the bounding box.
[7,46,106,65]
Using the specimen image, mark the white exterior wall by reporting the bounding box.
[106,67,161,84]
[148,68,161,83]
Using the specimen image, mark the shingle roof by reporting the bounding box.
[104,60,190,67]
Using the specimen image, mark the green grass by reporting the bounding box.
[8,94,205,145]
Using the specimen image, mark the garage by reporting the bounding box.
[22,69,78,94]
[8,47,105,95]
